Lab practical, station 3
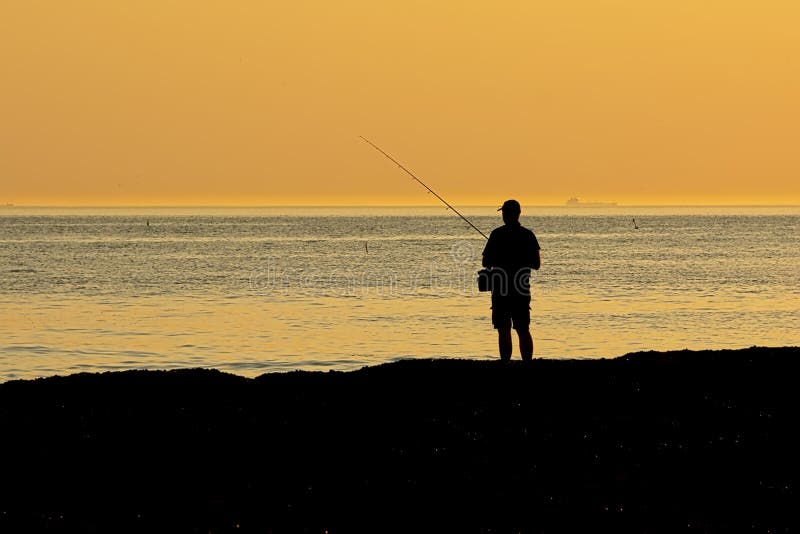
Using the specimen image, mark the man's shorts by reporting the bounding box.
[491,293,531,331]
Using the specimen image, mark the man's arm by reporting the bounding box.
[482,232,496,268]
[529,231,541,270]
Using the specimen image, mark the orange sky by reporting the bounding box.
[2,1,799,206]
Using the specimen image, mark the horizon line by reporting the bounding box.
[3,203,800,209]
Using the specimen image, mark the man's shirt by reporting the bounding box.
[482,222,541,296]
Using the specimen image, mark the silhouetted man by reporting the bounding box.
[482,200,541,361]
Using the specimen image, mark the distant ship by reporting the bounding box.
[565,197,617,207]
[1,203,14,208]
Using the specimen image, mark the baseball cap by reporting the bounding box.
[497,199,521,213]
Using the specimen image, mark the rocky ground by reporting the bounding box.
[1,347,798,532]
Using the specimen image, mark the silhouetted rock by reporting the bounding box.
[1,347,798,532]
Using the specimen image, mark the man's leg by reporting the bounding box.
[518,328,533,361]
[512,295,533,361]
[497,327,512,361]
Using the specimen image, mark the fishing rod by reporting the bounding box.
[359,136,488,240]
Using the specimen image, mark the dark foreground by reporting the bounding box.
[1,347,798,533]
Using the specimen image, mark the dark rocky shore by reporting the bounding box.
[1,347,798,532]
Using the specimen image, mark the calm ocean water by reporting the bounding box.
[1,205,798,381]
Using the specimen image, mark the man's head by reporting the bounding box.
[498,199,521,224]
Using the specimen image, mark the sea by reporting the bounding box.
[1,205,798,381]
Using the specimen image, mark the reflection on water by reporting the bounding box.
[1,206,799,380]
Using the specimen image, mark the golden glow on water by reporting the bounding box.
[3,1,800,207]
[3,282,797,380]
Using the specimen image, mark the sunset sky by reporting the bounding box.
[2,1,798,206]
